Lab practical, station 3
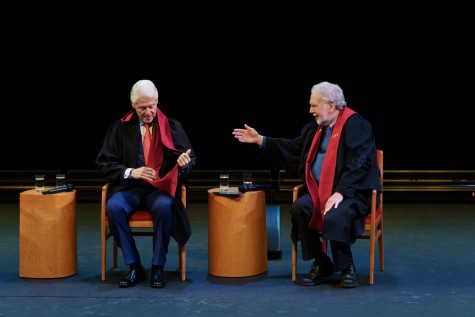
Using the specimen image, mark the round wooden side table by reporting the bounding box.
[208,188,268,277]
[19,188,77,278]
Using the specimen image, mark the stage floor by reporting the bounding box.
[1,201,474,317]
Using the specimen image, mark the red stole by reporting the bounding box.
[305,107,356,233]
[121,109,179,198]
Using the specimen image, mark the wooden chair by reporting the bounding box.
[291,149,384,285]
[101,183,187,281]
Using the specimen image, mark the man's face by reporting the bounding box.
[309,93,333,126]
[132,96,158,124]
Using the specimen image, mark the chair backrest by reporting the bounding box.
[375,149,383,217]
[377,149,383,191]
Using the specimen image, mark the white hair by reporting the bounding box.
[130,79,159,103]
[311,81,347,110]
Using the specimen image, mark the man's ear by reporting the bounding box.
[329,102,337,112]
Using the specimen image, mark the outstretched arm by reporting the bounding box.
[232,124,264,146]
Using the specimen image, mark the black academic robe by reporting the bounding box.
[96,112,196,201]
[261,113,381,243]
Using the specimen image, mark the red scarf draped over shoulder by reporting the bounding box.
[305,107,356,232]
[121,109,179,198]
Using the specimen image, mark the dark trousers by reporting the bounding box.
[290,193,354,272]
[106,186,174,268]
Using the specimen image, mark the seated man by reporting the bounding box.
[96,79,196,288]
[232,81,381,288]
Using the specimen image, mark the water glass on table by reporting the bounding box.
[35,174,45,192]
[56,174,66,187]
[219,174,229,192]
[243,173,253,188]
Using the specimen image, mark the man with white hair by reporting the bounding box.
[97,79,196,288]
[232,81,381,288]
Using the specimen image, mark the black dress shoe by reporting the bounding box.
[151,267,167,288]
[119,264,146,288]
[299,257,335,286]
[340,265,358,288]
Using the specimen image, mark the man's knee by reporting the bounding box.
[290,204,302,219]
[150,196,174,216]
[323,208,342,229]
[291,198,314,224]
[106,200,126,220]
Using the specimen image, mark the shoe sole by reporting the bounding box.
[298,272,334,286]
[119,278,146,288]
[119,272,146,288]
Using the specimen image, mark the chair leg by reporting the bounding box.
[292,241,297,282]
[379,223,385,271]
[369,230,375,285]
[179,244,186,281]
[101,229,107,281]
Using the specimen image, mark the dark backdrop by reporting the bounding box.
[3,31,473,172]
